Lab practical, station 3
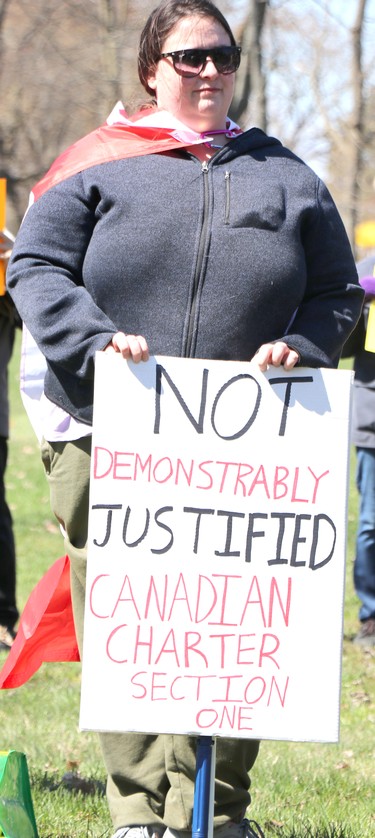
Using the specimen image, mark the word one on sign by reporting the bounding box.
[80,353,352,743]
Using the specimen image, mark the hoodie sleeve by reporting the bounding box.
[6,173,118,382]
[280,178,364,367]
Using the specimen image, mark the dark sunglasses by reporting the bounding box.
[159,45,241,77]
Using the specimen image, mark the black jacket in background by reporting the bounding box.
[351,255,375,448]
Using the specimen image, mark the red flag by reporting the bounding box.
[32,120,196,201]
[0,555,79,689]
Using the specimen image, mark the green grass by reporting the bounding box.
[1,333,374,837]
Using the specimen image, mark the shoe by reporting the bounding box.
[164,819,265,838]
[112,828,165,838]
[353,618,375,646]
[0,625,16,652]
[214,819,265,838]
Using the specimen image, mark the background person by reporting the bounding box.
[6,1,363,836]
[0,245,20,652]
[347,253,375,646]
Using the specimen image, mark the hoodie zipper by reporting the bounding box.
[224,170,231,225]
[184,160,210,357]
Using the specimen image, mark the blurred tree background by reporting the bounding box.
[1,0,374,255]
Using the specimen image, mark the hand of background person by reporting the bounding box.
[104,331,149,362]
[359,275,375,300]
[252,341,300,371]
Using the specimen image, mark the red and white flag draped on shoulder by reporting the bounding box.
[31,102,211,201]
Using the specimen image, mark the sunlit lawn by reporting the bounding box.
[1,336,374,837]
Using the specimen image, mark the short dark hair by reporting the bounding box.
[138,0,236,97]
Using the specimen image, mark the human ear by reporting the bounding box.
[147,70,157,92]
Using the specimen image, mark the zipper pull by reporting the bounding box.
[224,170,231,225]
[202,161,209,173]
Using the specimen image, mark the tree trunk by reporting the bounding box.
[230,0,268,130]
[97,0,127,115]
[349,0,368,253]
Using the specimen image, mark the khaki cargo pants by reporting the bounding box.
[41,436,260,833]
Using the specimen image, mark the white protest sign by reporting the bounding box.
[80,354,353,743]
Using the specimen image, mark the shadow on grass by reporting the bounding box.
[265,823,357,838]
[30,771,362,838]
[32,769,106,797]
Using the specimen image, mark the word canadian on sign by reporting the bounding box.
[80,354,353,743]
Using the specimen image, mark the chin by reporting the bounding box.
[197,111,226,129]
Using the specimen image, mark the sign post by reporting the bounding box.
[193,736,216,838]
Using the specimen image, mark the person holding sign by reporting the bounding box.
[7,0,363,836]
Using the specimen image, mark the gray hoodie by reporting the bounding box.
[7,127,363,425]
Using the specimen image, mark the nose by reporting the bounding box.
[200,55,219,77]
